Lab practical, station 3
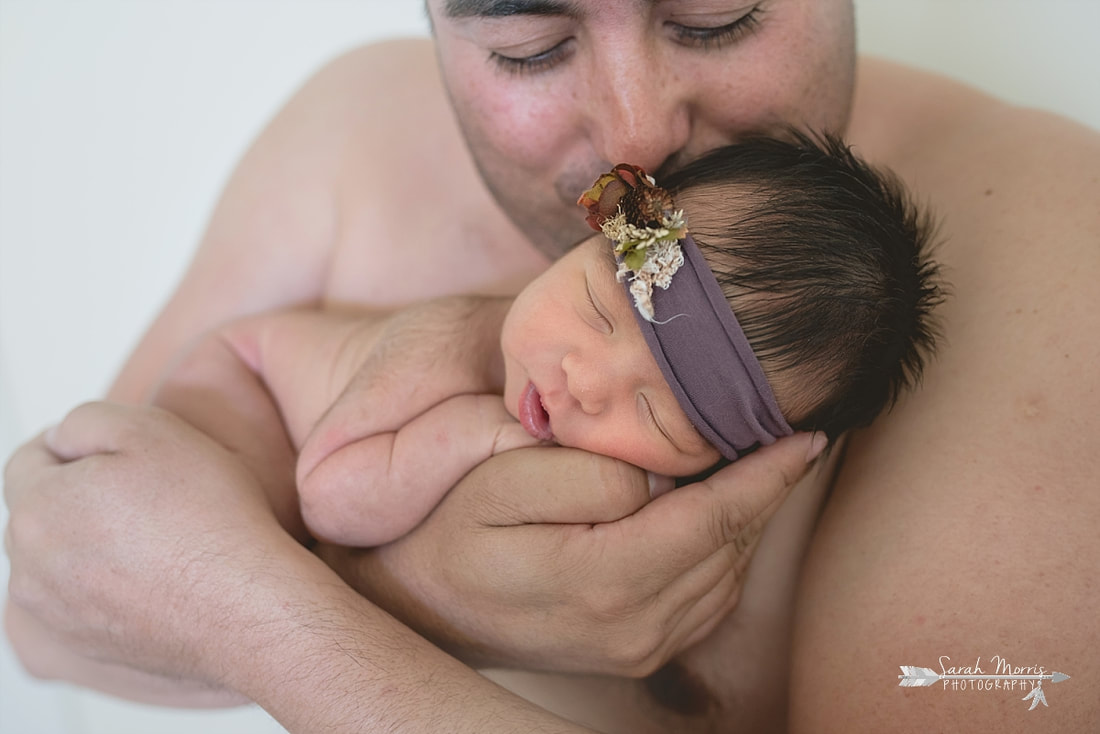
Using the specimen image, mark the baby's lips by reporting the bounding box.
[518,382,553,441]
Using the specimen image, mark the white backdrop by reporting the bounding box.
[2,2,1098,732]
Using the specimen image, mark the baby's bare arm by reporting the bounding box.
[222,296,523,545]
[292,297,534,545]
[150,321,308,541]
[147,305,410,541]
[216,308,393,449]
[299,392,540,546]
[223,296,512,449]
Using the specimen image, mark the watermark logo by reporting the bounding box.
[898,656,1071,711]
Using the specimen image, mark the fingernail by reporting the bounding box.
[43,423,59,448]
[806,432,827,463]
[647,471,675,499]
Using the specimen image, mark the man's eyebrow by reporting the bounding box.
[443,0,579,19]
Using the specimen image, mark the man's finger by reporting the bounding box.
[3,432,61,505]
[463,445,652,526]
[659,553,743,654]
[604,432,821,585]
[42,401,149,461]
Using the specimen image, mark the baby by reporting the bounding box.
[152,131,943,547]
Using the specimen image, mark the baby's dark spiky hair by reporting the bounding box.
[661,130,946,441]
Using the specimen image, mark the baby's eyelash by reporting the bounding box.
[641,394,673,445]
[585,283,613,331]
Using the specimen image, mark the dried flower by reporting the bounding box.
[577,164,688,321]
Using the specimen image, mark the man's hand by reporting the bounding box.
[318,431,825,677]
[3,400,597,732]
[3,401,296,688]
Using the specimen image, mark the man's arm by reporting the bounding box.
[790,60,1100,732]
[1,310,329,705]
[3,403,595,733]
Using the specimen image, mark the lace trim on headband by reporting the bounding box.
[577,165,688,321]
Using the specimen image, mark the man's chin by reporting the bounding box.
[475,165,596,258]
[505,199,590,259]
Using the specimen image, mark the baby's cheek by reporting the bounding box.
[500,363,522,422]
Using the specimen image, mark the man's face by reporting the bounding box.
[500,235,721,477]
[427,0,856,257]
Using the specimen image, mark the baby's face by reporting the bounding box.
[501,235,721,477]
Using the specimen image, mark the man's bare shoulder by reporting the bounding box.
[290,39,447,164]
[287,39,547,305]
[791,57,1100,733]
[851,56,1099,197]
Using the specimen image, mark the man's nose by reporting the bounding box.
[562,351,614,415]
[585,54,692,173]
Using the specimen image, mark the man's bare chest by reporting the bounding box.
[320,177,549,309]
[484,633,789,734]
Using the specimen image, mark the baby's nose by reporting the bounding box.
[562,352,610,415]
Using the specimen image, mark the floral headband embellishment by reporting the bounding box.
[577,164,688,322]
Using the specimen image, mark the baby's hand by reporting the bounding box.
[471,395,547,456]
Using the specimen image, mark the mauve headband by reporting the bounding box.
[577,163,792,460]
[623,233,793,460]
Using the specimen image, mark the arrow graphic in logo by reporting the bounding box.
[898,666,1071,710]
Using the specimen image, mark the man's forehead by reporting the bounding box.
[441,0,661,19]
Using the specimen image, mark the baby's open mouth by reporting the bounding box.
[519,382,553,440]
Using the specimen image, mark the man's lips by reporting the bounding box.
[518,382,553,441]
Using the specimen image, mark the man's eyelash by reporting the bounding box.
[490,4,762,75]
[667,6,763,50]
[490,39,573,76]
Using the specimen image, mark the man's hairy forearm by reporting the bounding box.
[230,544,594,734]
[3,603,249,707]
